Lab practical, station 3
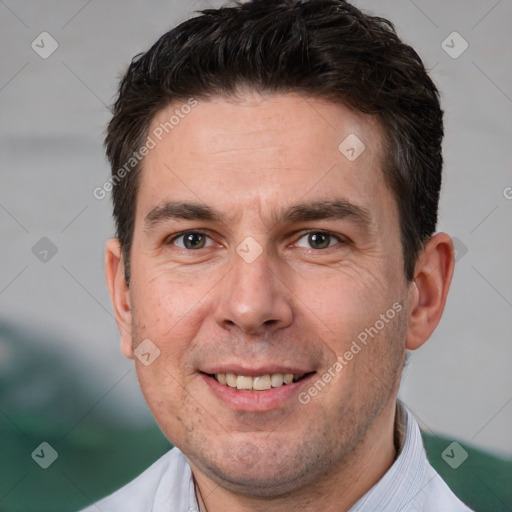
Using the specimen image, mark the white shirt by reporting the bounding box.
[80,404,474,512]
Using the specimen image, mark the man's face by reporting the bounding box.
[123,93,411,495]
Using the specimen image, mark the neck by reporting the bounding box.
[192,401,398,512]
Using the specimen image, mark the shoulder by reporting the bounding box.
[351,403,475,512]
[404,460,474,511]
[78,448,192,512]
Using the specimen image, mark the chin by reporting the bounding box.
[205,461,310,498]
[189,435,337,499]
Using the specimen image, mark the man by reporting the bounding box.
[83,0,473,510]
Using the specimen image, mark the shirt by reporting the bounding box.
[80,403,474,511]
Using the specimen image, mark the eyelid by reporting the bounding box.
[166,230,215,249]
[164,228,349,250]
[294,229,349,249]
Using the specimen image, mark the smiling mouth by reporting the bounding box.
[208,372,315,391]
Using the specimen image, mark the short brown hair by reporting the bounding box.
[105,0,443,283]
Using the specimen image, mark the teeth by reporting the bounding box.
[236,375,253,391]
[271,374,284,387]
[283,373,294,385]
[226,373,237,387]
[214,372,302,391]
[253,375,271,390]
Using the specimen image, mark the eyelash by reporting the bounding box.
[167,230,347,251]
[168,230,215,250]
[295,230,346,249]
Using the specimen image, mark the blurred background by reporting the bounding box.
[1,0,511,511]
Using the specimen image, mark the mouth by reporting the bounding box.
[200,368,317,411]
[209,372,312,391]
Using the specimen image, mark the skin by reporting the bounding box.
[106,92,454,512]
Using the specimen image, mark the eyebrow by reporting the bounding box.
[143,199,372,231]
[279,200,372,226]
[144,202,225,230]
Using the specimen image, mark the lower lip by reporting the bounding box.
[201,373,315,412]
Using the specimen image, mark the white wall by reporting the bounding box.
[1,0,511,455]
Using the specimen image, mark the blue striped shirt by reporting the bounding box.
[81,403,474,511]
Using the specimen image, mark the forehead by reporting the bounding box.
[136,93,394,226]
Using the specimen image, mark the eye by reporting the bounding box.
[295,231,342,250]
[170,231,213,250]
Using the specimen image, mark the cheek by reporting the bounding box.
[130,266,212,338]
[295,265,401,348]
[129,281,204,429]
[314,297,407,406]
[128,274,212,405]
[134,360,196,440]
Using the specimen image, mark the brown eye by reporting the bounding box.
[296,231,341,250]
[172,231,211,250]
[308,232,331,249]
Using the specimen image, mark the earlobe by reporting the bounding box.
[105,238,134,359]
[405,233,455,351]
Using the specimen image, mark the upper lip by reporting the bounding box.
[200,366,315,376]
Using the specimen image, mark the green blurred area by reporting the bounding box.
[1,323,511,511]
[1,418,171,512]
[423,434,512,512]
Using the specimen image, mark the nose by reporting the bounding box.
[213,246,294,336]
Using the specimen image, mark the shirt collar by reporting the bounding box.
[350,400,428,511]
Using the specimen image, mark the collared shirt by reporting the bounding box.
[80,403,474,511]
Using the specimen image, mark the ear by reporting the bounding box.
[105,238,134,359]
[406,233,455,351]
